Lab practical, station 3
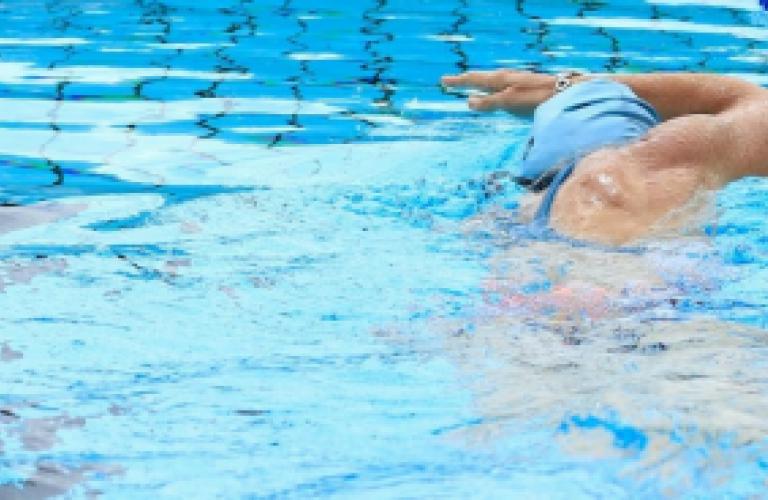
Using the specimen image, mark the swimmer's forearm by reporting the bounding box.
[584,73,766,120]
[442,70,766,119]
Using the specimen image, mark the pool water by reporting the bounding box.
[1,0,767,497]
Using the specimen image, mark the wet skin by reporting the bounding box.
[442,71,768,245]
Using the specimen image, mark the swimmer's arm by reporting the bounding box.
[626,94,768,183]
[442,70,768,179]
[441,70,766,120]
[597,73,766,120]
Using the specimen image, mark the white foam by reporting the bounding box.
[403,99,470,112]
[287,52,345,61]
[146,43,231,50]
[645,0,759,10]
[548,17,768,41]
[0,96,343,126]
[0,62,253,84]
[0,126,508,189]
[0,37,89,46]
[424,34,474,42]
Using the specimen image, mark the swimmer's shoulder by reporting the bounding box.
[548,144,709,245]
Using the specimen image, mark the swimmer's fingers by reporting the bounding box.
[443,71,557,113]
[467,86,552,113]
[441,70,522,92]
[467,92,509,111]
[441,69,555,93]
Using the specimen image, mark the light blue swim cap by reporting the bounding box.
[513,78,660,191]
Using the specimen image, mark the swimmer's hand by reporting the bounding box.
[441,70,558,114]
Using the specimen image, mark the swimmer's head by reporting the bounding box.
[510,78,660,191]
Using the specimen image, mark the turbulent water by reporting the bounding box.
[0,0,767,497]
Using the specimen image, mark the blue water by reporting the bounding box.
[0,0,767,498]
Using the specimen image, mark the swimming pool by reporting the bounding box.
[0,0,767,497]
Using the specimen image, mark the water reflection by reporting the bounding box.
[270,0,308,146]
[0,0,766,496]
[418,227,768,493]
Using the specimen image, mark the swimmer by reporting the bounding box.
[441,70,768,245]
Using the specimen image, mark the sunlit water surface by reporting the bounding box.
[0,0,767,497]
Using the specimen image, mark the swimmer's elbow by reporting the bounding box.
[577,171,628,209]
[700,76,767,115]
